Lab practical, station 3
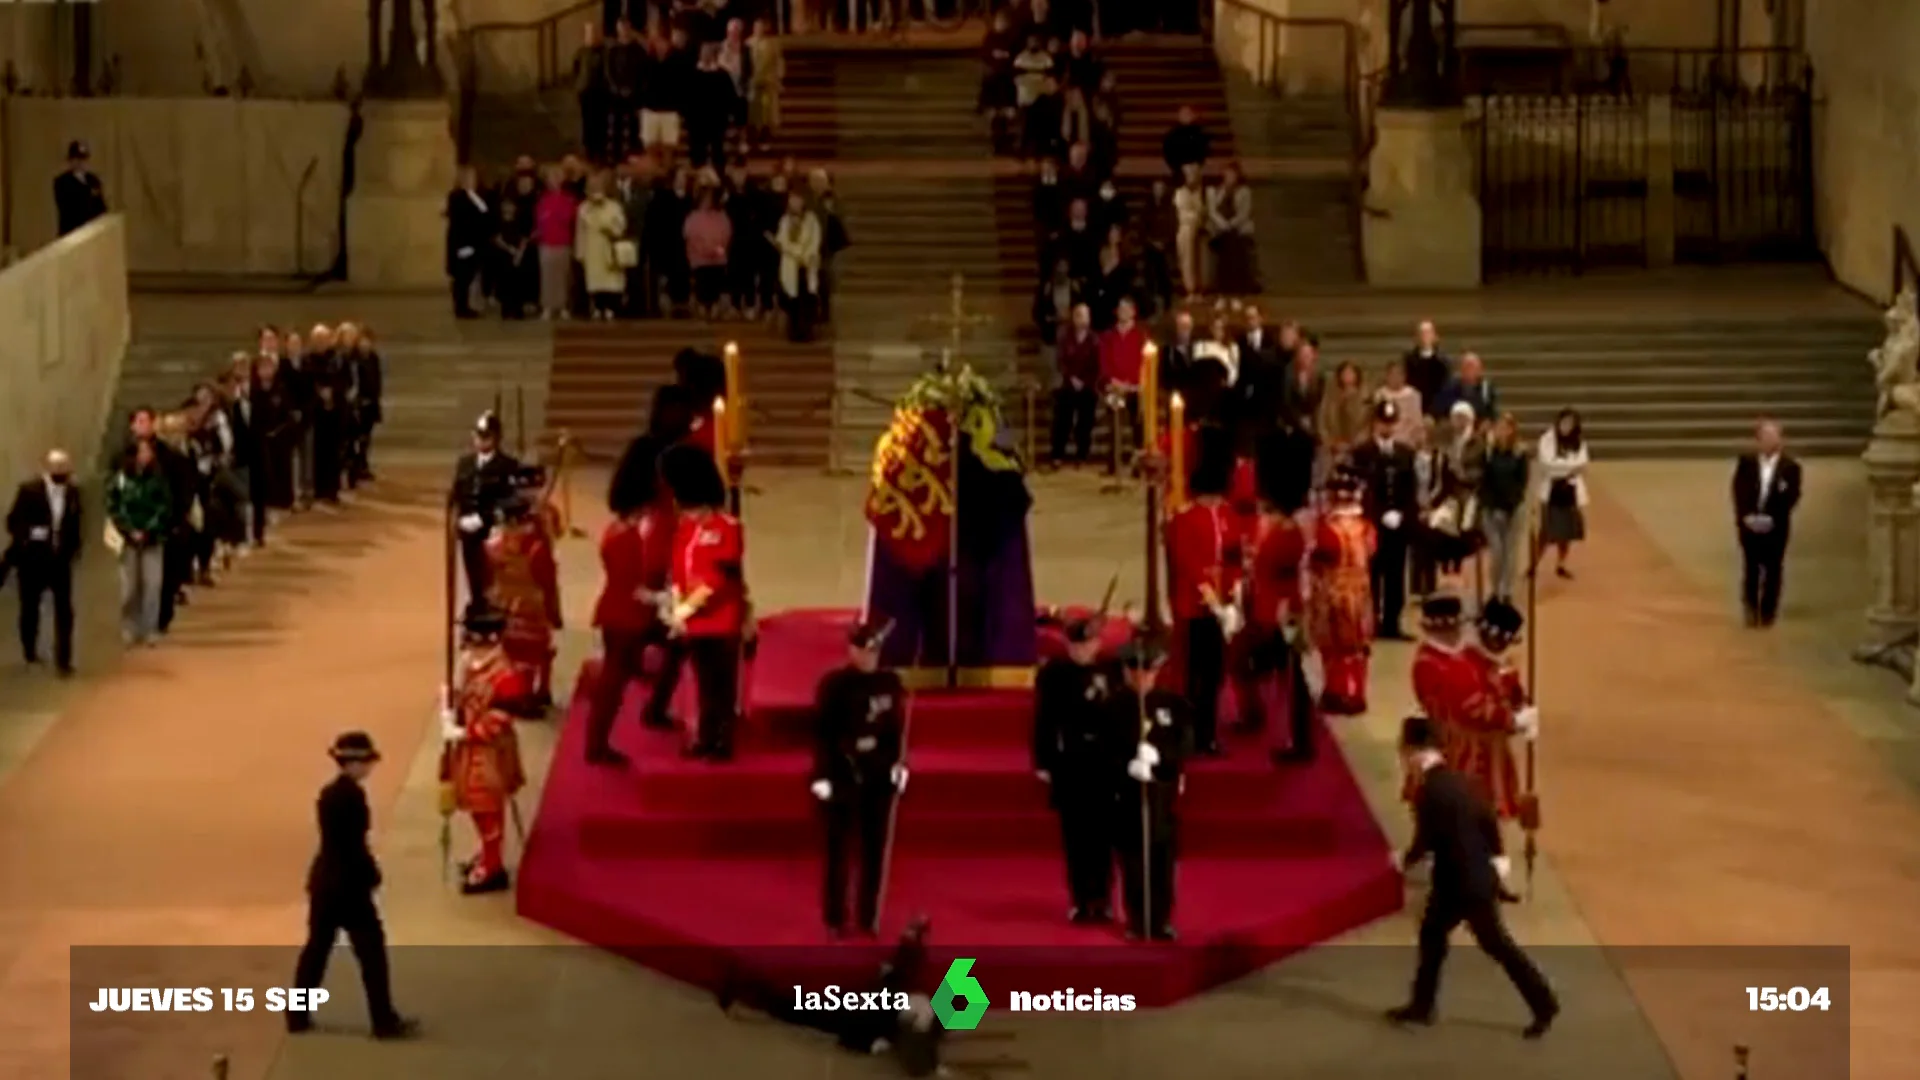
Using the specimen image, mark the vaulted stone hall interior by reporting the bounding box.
[2,1,1917,1078]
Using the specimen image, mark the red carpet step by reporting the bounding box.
[518,609,1402,1007]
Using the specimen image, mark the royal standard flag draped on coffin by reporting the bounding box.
[862,365,1038,681]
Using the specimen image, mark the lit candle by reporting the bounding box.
[712,396,729,457]
[1168,392,1186,509]
[1141,342,1160,446]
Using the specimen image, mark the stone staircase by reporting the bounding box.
[1218,71,1363,288]
[543,322,835,467]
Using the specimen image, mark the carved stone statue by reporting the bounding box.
[1869,288,1920,417]
[365,0,443,99]
[1384,0,1460,106]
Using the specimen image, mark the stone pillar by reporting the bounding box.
[347,100,455,288]
[1854,411,1920,660]
[1643,95,1677,268]
[1362,107,1482,288]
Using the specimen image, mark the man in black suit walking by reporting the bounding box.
[1388,715,1559,1038]
[5,449,82,674]
[1731,418,1801,628]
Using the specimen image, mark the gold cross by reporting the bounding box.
[917,273,993,353]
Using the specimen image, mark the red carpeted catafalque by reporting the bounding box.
[517,609,1402,1006]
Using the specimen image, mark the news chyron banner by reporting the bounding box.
[71,945,1851,1078]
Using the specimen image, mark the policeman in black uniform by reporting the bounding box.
[1033,617,1123,923]
[54,140,107,237]
[811,620,909,937]
[288,732,418,1039]
[1111,639,1192,941]
[448,411,521,617]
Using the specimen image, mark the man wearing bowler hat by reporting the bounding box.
[811,619,908,937]
[54,140,107,237]
[288,732,417,1039]
[1033,613,1122,924]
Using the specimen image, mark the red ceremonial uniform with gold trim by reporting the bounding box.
[593,503,678,632]
[450,654,528,815]
[672,510,746,637]
[1165,498,1242,622]
[485,521,561,672]
[1458,648,1527,819]
[1307,507,1376,714]
[1409,638,1478,800]
[1246,511,1306,630]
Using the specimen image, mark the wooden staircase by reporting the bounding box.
[544,323,835,467]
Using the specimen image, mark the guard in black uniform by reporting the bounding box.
[1033,617,1122,923]
[1112,639,1192,941]
[54,141,107,237]
[811,620,909,937]
[448,411,521,617]
[288,732,418,1039]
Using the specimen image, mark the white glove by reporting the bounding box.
[891,764,909,791]
[1492,855,1512,881]
[1382,510,1403,530]
[457,513,484,533]
[1301,650,1327,699]
[1513,706,1540,739]
[1127,758,1154,782]
[440,711,464,743]
[1035,769,1051,783]
[670,602,696,626]
[1213,603,1244,640]
[810,779,832,801]
[1389,849,1405,873]
[1135,742,1160,767]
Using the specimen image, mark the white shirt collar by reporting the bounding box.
[477,451,494,467]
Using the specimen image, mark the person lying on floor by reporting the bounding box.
[716,914,948,1077]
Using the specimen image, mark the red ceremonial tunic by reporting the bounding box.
[1246,511,1306,630]
[1165,498,1242,622]
[1306,509,1375,652]
[685,412,719,458]
[1409,638,1477,799]
[672,509,747,637]
[1459,648,1527,819]
[450,652,528,814]
[593,503,678,631]
[485,522,561,657]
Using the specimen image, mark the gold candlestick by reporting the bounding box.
[712,396,729,456]
[1141,342,1160,447]
[722,342,743,448]
[1168,392,1187,510]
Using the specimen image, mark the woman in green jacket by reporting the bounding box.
[108,438,173,644]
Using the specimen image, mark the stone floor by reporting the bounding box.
[3,453,1912,1080]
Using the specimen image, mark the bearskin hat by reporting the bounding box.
[1478,598,1524,639]
[661,443,727,509]
[1187,424,1236,498]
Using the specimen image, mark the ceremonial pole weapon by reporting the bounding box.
[438,501,457,882]
[873,620,911,931]
[1520,519,1541,899]
[946,393,962,691]
[1137,685,1153,937]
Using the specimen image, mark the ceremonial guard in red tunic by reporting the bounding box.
[1241,433,1314,764]
[485,492,562,710]
[661,445,748,761]
[1459,600,1538,819]
[1307,470,1377,715]
[585,436,677,766]
[1163,427,1243,755]
[1408,593,1474,801]
[440,611,529,894]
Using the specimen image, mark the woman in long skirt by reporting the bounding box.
[1535,407,1590,578]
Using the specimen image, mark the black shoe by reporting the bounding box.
[56,665,74,679]
[1554,566,1573,580]
[1086,906,1114,924]
[642,713,675,731]
[1522,1002,1559,1039]
[586,746,630,768]
[22,654,40,665]
[826,925,846,940]
[707,745,734,763]
[1385,1004,1435,1027]
[1151,926,1177,942]
[1271,748,1313,767]
[1068,906,1091,924]
[460,869,510,895]
[372,1016,420,1040]
[1196,743,1223,757]
[716,975,738,1015]
[679,743,710,760]
[1743,608,1760,628]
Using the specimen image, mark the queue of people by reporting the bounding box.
[446,155,847,342]
[574,12,784,167]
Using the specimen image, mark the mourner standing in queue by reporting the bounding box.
[811,620,908,938]
[54,140,108,236]
[449,412,521,618]
[1348,400,1419,640]
[6,449,82,675]
[1241,433,1314,764]
[1731,417,1801,628]
[1163,427,1243,755]
[585,436,677,766]
[1388,715,1558,1038]
[660,445,748,760]
[1112,639,1191,941]
[485,488,563,711]
[1032,615,1121,923]
[440,611,530,894]
[288,732,418,1039]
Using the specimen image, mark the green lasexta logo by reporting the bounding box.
[931,958,989,1030]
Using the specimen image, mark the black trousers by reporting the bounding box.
[17,561,74,670]
[459,529,491,616]
[1739,529,1787,622]
[290,891,400,1029]
[688,633,740,753]
[1370,525,1409,636]
[1181,613,1225,751]
[1408,893,1557,1020]
[1245,629,1314,758]
[822,785,894,931]
[450,255,480,316]
[586,627,649,752]
[1118,785,1177,935]
[1053,773,1114,911]
[1051,385,1096,463]
[157,531,192,633]
[247,458,270,543]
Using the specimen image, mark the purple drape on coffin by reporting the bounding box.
[863,525,1038,673]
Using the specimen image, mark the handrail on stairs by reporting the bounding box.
[453,0,598,163]
[1896,225,1918,301]
[1210,2,1373,282]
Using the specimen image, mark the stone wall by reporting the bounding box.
[4,99,350,276]
[1806,0,1920,301]
[0,215,129,485]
